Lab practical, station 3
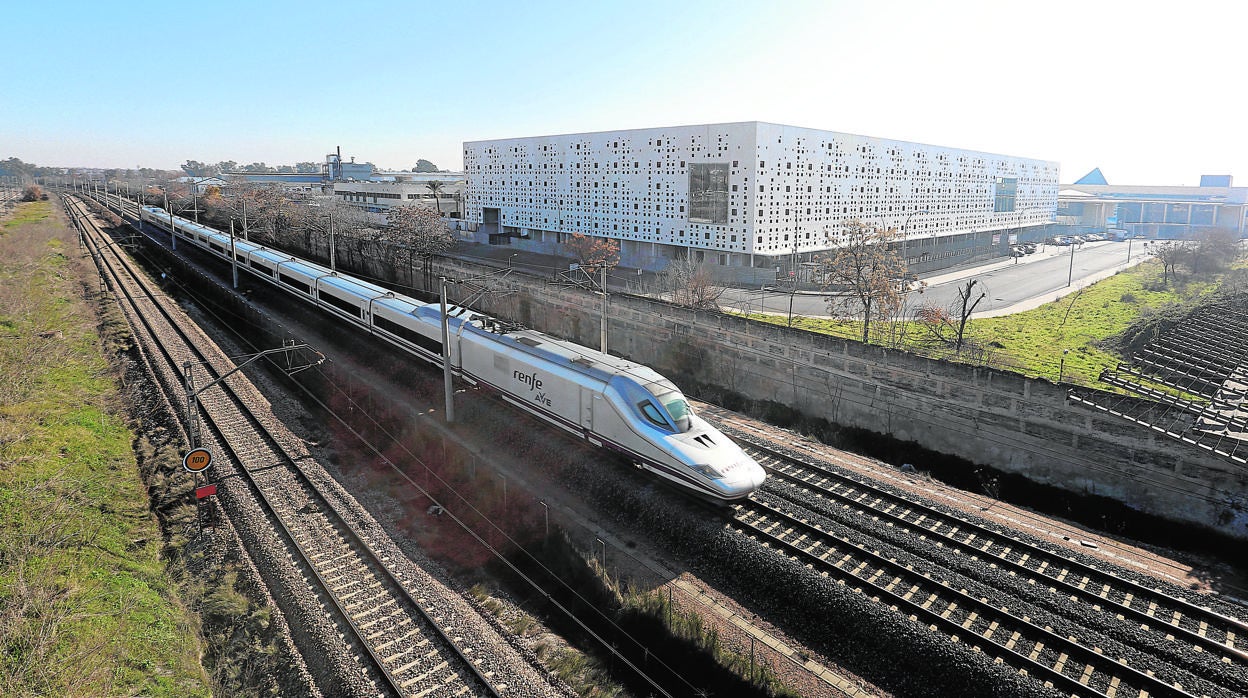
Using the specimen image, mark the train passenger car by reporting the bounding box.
[369,294,444,363]
[267,258,325,300]
[244,247,289,280]
[316,273,392,323]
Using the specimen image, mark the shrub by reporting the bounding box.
[20,184,43,201]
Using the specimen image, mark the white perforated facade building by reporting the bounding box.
[463,122,1059,277]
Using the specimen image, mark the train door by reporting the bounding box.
[579,386,595,431]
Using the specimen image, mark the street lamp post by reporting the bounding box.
[164,192,176,251]
[1067,240,1077,287]
[1058,349,1069,383]
[327,210,336,272]
[229,220,239,289]
[787,241,798,327]
[599,266,608,353]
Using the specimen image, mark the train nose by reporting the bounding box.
[738,459,766,490]
[719,457,766,498]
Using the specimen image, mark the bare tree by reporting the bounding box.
[387,204,453,290]
[820,219,906,344]
[305,199,376,268]
[915,278,986,353]
[661,257,725,309]
[1149,240,1186,285]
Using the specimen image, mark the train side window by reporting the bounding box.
[278,273,312,295]
[320,291,362,319]
[638,401,670,430]
[374,314,442,355]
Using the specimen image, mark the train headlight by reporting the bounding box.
[690,463,725,479]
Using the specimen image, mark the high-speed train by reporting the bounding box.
[139,205,766,502]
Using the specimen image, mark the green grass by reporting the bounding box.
[2,203,50,230]
[0,201,209,697]
[740,259,1229,386]
[962,262,1220,384]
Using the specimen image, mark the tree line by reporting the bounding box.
[147,180,453,292]
[180,160,325,176]
[179,158,444,177]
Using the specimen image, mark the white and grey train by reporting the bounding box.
[139,206,766,502]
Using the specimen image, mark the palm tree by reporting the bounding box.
[424,180,444,216]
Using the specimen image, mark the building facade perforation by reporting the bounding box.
[465,122,1057,267]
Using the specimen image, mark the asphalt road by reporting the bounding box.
[719,240,1149,320]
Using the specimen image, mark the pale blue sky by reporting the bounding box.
[2,0,1243,185]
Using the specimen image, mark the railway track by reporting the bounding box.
[83,186,1246,696]
[716,420,1247,697]
[68,195,513,697]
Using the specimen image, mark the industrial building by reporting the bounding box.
[463,122,1059,280]
[1057,170,1248,240]
[332,174,464,217]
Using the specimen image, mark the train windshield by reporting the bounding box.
[632,377,694,433]
[659,392,692,432]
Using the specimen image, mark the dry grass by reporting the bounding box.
[0,201,210,697]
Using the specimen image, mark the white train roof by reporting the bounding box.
[319,272,391,297]
[482,323,669,387]
[147,207,673,391]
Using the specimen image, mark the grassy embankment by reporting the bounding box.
[750,257,1229,386]
[0,201,209,696]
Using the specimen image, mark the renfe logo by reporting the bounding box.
[514,370,542,392]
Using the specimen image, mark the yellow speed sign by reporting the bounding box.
[182,447,213,474]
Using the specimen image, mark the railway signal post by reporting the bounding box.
[182,447,214,533]
[181,344,323,532]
